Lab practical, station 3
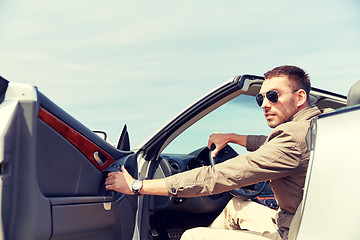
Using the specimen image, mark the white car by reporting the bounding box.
[0,74,358,240]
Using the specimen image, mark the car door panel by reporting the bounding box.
[36,92,138,240]
[50,196,136,240]
[37,119,103,196]
[51,202,119,240]
[2,100,53,240]
[1,84,137,240]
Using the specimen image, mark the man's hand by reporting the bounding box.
[105,166,135,195]
[208,133,232,158]
[208,133,247,158]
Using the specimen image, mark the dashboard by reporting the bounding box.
[150,146,238,213]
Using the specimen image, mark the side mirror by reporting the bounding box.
[116,124,130,151]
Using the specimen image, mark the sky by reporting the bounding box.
[0,0,359,148]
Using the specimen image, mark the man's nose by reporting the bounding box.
[261,96,271,109]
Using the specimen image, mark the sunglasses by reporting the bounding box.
[256,89,299,107]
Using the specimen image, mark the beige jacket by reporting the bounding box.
[165,105,322,239]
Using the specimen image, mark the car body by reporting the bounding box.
[0,74,358,240]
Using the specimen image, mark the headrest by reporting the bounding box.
[347,80,360,106]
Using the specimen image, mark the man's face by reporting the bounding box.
[259,76,299,128]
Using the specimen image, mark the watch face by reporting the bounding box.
[132,180,142,191]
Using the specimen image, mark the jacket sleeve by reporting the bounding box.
[165,122,309,197]
[246,135,268,151]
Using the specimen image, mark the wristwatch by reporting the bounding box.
[131,179,143,196]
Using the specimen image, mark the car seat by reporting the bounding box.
[347,80,360,106]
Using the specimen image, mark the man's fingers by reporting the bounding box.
[107,171,117,177]
[107,170,123,179]
[207,140,213,149]
[212,148,219,158]
[105,178,113,184]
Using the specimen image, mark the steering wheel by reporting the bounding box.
[209,144,267,199]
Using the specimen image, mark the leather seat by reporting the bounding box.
[347,80,360,106]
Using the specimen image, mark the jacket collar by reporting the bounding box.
[287,105,321,123]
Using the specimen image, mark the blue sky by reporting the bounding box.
[0,0,359,148]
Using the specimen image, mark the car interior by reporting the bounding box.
[135,76,348,240]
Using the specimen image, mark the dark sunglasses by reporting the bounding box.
[256,89,299,107]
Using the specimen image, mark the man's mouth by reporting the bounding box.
[265,113,276,120]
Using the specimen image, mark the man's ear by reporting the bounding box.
[297,89,308,107]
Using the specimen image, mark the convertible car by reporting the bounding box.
[0,74,359,240]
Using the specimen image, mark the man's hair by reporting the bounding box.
[264,65,311,98]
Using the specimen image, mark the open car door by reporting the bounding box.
[0,76,138,240]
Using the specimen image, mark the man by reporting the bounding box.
[105,65,322,240]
